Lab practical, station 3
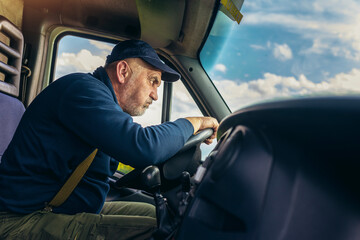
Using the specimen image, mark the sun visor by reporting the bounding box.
[136,0,185,48]
[0,0,24,30]
[220,0,244,24]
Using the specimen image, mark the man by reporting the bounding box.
[0,40,218,239]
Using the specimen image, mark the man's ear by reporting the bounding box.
[116,60,129,84]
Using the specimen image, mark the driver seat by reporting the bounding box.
[0,16,25,162]
[0,93,24,162]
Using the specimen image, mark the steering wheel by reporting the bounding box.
[114,128,214,190]
[177,128,214,153]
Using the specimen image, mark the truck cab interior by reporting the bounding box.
[1,0,360,239]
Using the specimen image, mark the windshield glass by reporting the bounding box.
[201,0,360,112]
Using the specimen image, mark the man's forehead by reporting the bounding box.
[146,70,162,86]
[137,59,162,78]
[147,68,162,77]
[126,57,163,80]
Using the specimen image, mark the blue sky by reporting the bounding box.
[55,37,114,80]
[201,0,360,111]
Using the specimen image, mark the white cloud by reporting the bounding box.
[171,80,203,120]
[213,68,360,111]
[273,43,293,61]
[57,49,105,71]
[89,40,114,51]
[244,0,360,17]
[243,0,360,60]
[214,64,227,73]
[55,49,106,78]
[328,68,360,92]
[250,42,293,61]
[300,38,327,55]
[250,44,266,50]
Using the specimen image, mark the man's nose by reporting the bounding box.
[150,89,158,101]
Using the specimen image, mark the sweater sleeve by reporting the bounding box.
[58,78,194,168]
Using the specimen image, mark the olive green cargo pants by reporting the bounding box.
[0,201,157,240]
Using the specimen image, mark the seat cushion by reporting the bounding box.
[0,93,25,160]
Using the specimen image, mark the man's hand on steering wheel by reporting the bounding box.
[185,117,219,144]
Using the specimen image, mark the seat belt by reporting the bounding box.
[44,148,98,211]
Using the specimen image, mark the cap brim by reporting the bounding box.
[141,57,181,82]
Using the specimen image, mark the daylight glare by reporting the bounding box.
[201,0,360,111]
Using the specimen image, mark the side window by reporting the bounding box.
[170,80,202,120]
[171,80,217,159]
[53,35,163,126]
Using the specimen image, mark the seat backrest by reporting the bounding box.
[0,16,25,162]
[0,92,24,161]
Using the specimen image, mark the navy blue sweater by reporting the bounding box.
[0,67,193,214]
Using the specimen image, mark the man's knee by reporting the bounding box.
[101,201,156,218]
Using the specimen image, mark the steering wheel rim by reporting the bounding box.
[178,128,214,154]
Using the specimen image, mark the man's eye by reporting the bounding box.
[150,78,157,85]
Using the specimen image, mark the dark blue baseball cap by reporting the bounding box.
[106,40,180,82]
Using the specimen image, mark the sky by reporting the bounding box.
[201,0,360,111]
[55,38,114,80]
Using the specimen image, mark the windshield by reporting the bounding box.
[201,0,360,112]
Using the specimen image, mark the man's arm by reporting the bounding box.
[185,117,219,145]
[58,79,216,168]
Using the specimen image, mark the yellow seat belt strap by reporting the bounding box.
[45,148,98,211]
